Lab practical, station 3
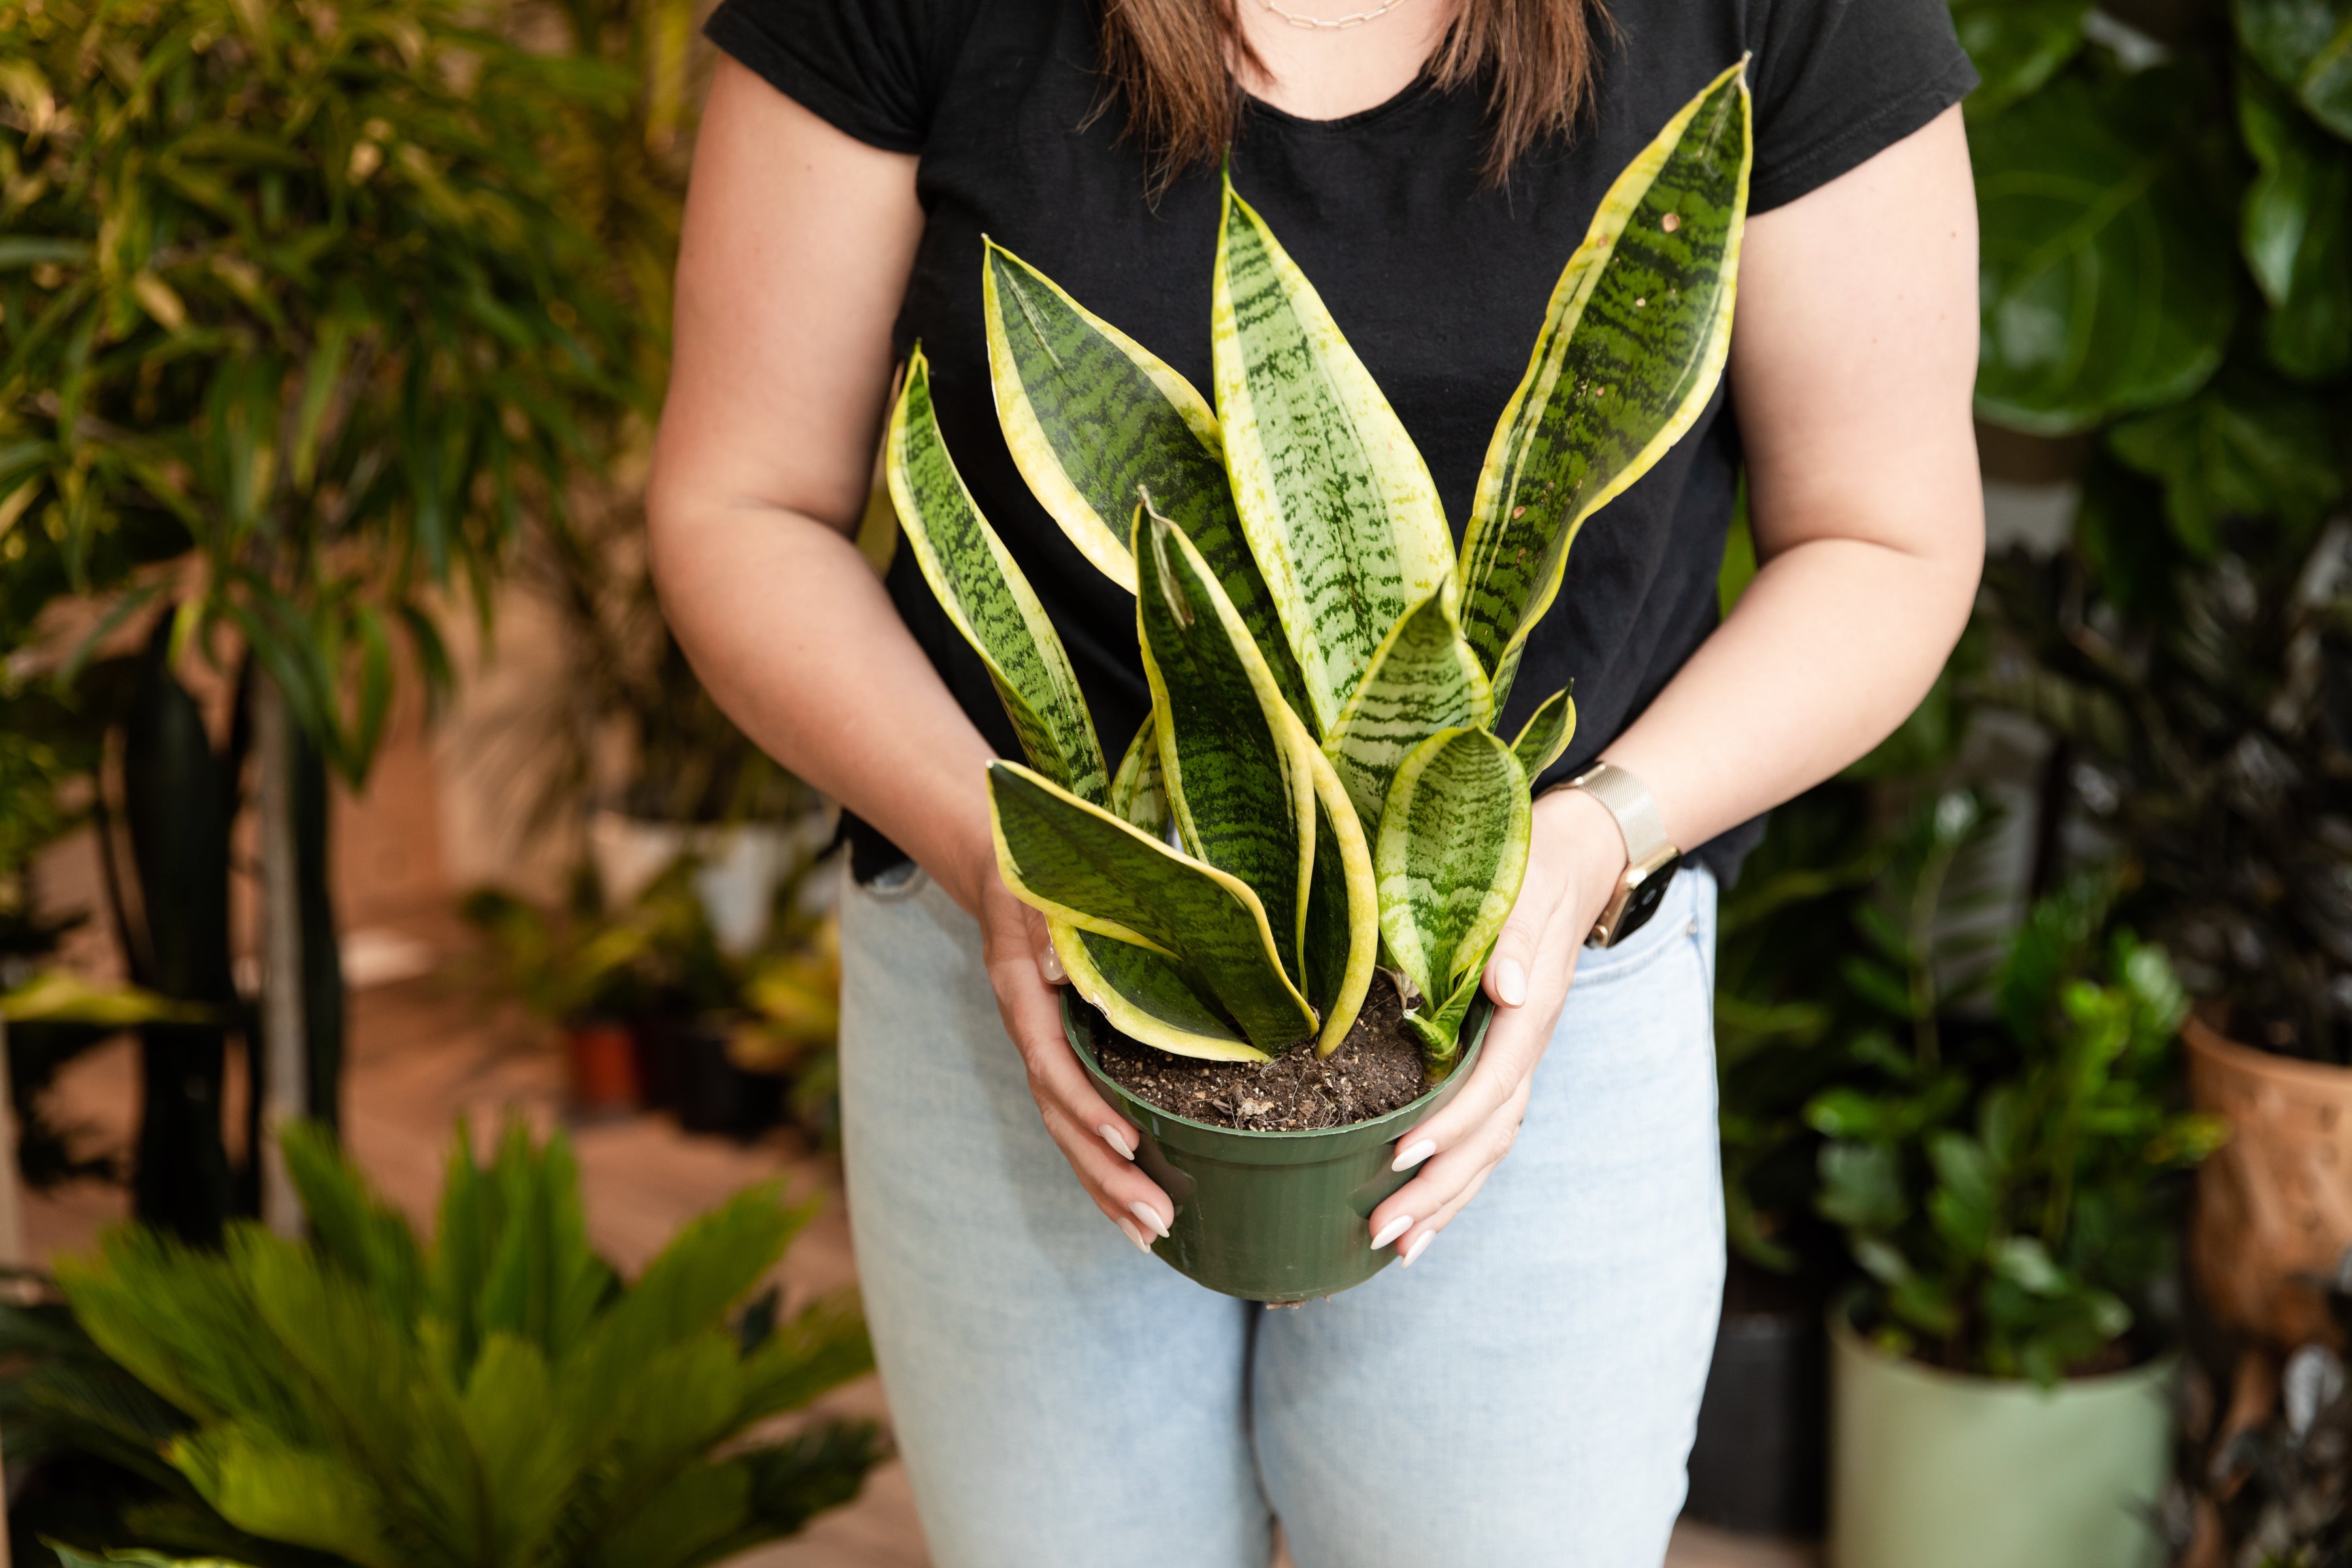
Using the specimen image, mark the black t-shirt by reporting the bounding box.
[706,0,1975,884]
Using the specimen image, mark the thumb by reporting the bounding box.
[1024,903,1067,987]
[1484,857,1563,1009]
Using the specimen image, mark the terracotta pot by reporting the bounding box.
[2186,1015,2352,1346]
[564,1017,640,1112]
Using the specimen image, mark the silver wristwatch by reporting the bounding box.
[1567,762,1682,948]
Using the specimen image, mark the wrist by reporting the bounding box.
[1534,785,1629,914]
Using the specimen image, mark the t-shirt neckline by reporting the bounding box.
[1237,61,1442,135]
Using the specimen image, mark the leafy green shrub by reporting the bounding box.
[10,1120,880,1568]
[1806,794,2228,1383]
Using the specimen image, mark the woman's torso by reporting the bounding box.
[706,0,1975,880]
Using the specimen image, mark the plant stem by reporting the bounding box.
[1908,835,1957,1071]
[257,672,308,1237]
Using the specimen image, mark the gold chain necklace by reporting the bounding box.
[1256,0,1420,30]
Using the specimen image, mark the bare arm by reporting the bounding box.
[647,61,1174,1250]
[1371,107,1984,1266]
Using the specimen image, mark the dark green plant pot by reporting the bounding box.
[1063,992,1492,1303]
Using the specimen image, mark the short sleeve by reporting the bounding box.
[703,0,973,154]
[1744,0,1979,213]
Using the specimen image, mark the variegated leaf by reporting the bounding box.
[1324,592,1492,836]
[1213,174,1454,735]
[989,761,1316,1051]
[1375,728,1532,1061]
[1298,743,1379,1055]
[1510,687,1576,779]
[887,347,1108,800]
[1457,59,1754,698]
[1137,504,1318,983]
[1056,922,1265,1063]
[983,242,1315,727]
[1108,711,1170,839]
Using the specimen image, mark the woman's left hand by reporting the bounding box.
[1365,783,1629,1266]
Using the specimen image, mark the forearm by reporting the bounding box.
[1600,527,1980,852]
[649,502,998,911]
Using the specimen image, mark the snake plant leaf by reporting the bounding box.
[1298,742,1380,1055]
[1510,687,1577,779]
[1212,174,1454,736]
[887,346,1109,802]
[989,760,1317,1051]
[1456,59,1753,694]
[1375,728,1531,1061]
[1325,591,1493,837]
[1411,965,1491,1068]
[1056,923,1266,1062]
[1109,711,1171,839]
[1137,504,1319,981]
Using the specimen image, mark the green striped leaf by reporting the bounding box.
[1108,711,1171,839]
[1510,687,1576,779]
[1457,59,1754,696]
[1375,728,1532,1062]
[983,242,1315,728]
[1324,592,1492,836]
[1137,504,1318,983]
[887,348,1108,800]
[989,761,1316,1052]
[1298,743,1380,1055]
[1056,924,1264,1063]
[1212,175,1454,736]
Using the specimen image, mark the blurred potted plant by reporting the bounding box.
[1810,803,2227,1568]
[1958,0,2352,1349]
[4,1117,881,1568]
[2,0,643,1228]
[461,875,654,1115]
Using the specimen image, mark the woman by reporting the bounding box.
[648,0,1982,1560]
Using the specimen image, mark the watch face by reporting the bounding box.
[1611,851,1685,945]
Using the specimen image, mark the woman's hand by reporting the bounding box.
[1365,785,1628,1266]
[948,843,1176,1255]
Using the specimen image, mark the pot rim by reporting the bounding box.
[2184,1013,2352,1092]
[1063,990,1491,1143]
[1827,1298,2179,1396]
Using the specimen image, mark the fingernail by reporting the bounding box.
[1371,1214,1413,1250]
[1401,1230,1435,1267]
[1130,1200,1169,1239]
[1116,1217,1153,1253]
[1040,944,1067,984]
[1098,1123,1135,1160]
[1392,1139,1435,1173]
[1495,958,1527,1007]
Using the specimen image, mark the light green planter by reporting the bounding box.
[1829,1313,2174,1568]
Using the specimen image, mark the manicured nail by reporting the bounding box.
[1393,1139,1435,1173]
[1039,944,1067,983]
[1494,958,1527,1007]
[1117,1217,1153,1252]
[1401,1230,1435,1267]
[1130,1201,1170,1239]
[1371,1214,1413,1250]
[1098,1123,1135,1160]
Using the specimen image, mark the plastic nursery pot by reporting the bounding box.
[1684,1258,1827,1538]
[1827,1307,2174,1568]
[1063,992,1490,1304]
[2184,1015,2352,1347]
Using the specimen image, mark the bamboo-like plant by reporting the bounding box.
[885,65,1753,1068]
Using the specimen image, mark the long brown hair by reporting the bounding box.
[1095,0,1611,186]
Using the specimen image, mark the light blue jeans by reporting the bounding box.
[837,861,1724,1568]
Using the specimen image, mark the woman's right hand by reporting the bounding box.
[956,847,1175,1255]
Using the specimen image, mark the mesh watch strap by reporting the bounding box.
[1567,761,1674,870]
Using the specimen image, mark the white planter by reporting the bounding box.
[1829,1313,2173,1568]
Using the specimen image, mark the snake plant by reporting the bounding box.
[886,63,1753,1068]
